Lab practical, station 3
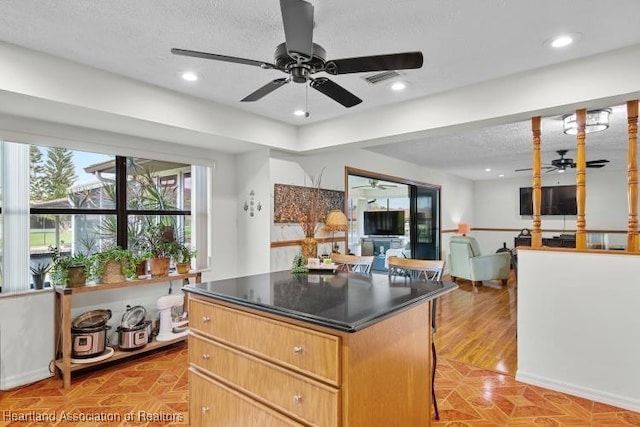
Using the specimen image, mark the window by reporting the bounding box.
[0,141,209,293]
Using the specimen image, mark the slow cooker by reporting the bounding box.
[117,320,151,350]
[117,305,150,350]
[71,325,111,358]
[70,309,112,358]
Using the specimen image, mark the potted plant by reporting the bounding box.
[172,244,197,274]
[134,222,176,277]
[89,247,137,284]
[132,251,151,277]
[49,246,90,287]
[30,262,51,289]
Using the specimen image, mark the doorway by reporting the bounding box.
[345,167,441,264]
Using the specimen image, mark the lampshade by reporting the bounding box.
[562,109,611,135]
[325,209,348,232]
[457,223,470,235]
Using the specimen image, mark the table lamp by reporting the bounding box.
[457,223,470,236]
[324,209,348,253]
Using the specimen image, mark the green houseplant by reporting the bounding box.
[30,262,51,290]
[49,246,90,287]
[171,244,197,274]
[89,247,137,283]
[134,222,176,277]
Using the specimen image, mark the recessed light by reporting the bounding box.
[293,110,309,117]
[390,81,407,91]
[545,33,582,49]
[181,72,199,82]
[485,168,491,172]
[498,174,504,178]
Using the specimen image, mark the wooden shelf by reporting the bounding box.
[54,271,201,295]
[55,335,186,373]
[54,271,201,388]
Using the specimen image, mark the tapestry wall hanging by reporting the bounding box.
[273,183,345,224]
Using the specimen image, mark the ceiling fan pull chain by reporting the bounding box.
[304,83,310,118]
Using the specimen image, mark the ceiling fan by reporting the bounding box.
[352,179,398,190]
[171,0,423,108]
[515,149,609,173]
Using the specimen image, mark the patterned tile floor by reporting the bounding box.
[432,358,640,427]
[1,345,639,426]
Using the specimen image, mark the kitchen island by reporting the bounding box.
[183,270,456,426]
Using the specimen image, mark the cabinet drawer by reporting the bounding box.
[190,335,339,427]
[190,298,339,385]
[189,368,302,427]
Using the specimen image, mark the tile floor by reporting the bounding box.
[1,345,639,426]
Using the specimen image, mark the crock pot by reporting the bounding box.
[117,305,150,350]
[117,320,150,350]
[71,325,111,358]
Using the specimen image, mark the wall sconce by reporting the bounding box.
[243,190,262,217]
[457,223,470,236]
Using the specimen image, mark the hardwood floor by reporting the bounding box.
[435,274,518,376]
[1,275,639,426]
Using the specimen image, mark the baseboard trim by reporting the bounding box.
[516,370,640,413]
[1,368,53,391]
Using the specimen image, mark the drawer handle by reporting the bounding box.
[293,346,303,354]
[293,394,303,404]
[202,354,210,360]
[202,316,211,323]
[201,406,210,414]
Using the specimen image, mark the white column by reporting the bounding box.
[1,141,30,293]
[192,165,210,270]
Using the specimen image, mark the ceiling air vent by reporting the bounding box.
[363,71,401,85]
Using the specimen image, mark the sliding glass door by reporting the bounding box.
[410,185,440,260]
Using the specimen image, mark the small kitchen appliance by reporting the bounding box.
[117,305,150,350]
[71,309,112,358]
[156,294,189,341]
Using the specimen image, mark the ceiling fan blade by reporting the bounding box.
[310,77,362,108]
[515,166,555,172]
[325,52,423,75]
[171,48,275,69]
[586,159,610,165]
[280,0,314,62]
[241,78,289,102]
[586,164,607,168]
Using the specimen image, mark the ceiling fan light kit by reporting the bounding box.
[562,108,611,135]
[171,0,423,109]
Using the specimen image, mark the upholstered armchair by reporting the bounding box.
[447,236,511,287]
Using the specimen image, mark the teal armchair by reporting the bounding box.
[447,236,511,287]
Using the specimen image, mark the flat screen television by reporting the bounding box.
[519,185,577,216]
[364,210,405,235]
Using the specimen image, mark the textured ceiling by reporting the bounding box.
[1,0,640,181]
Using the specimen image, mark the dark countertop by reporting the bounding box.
[183,270,457,332]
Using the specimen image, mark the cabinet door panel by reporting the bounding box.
[190,335,338,427]
[190,298,340,385]
[189,368,302,427]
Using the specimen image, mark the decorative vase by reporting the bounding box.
[301,237,318,259]
[148,257,170,277]
[100,260,126,284]
[176,262,190,274]
[135,261,148,277]
[32,275,45,290]
[67,266,87,288]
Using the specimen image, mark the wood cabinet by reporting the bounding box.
[54,272,201,388]
[188,293,432,426]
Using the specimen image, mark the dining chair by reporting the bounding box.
[387,256,444,420]
[331,253,374,274]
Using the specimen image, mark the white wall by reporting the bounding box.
[235,148,272,276]
[471,170,630,255]
[269,148,475,271]
[0,291,54,389]
[517,249,640,412]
